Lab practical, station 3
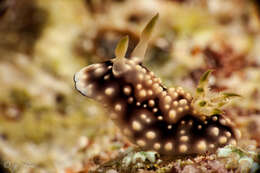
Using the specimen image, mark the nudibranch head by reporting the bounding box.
[74,14,240,156]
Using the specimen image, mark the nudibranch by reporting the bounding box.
[74,14,240,156]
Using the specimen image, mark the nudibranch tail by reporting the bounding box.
[74,14,240,157]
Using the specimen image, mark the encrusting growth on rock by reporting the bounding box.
[74,14,240,156]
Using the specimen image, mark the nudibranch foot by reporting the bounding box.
[74,14,240,157]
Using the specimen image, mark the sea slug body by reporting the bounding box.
[74,14,240,156]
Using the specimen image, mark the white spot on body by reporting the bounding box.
[168,110,176,120]
[158,116,163,120]
[139,89,147,98]
[211,127,219,136]
[128,97,134,104]
[197,140,207,151]
[136,84,142,90]
[132,121,142,131]
[95,67,105,76]
[141,114,147,119]
[153,143,161,150]
[180,136,189,142]
[146,131,156,139]
[114,104,122,112]
[148,100,155,107]
[164,142,173,151]
[219,136,227,144]
[179,99,187,105]
[104,75,110,80]
[123,86,132,95]
[137,140,146,147]
[179,144,188,153]
[105,87,115,96]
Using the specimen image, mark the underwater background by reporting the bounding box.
[0,0,260,172]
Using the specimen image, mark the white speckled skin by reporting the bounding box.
[73,15,239,156]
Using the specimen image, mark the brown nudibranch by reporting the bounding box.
[74,14,240,156]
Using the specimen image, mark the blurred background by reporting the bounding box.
[0,0,260,172]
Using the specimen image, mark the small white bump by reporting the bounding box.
[181,121,185,125]
[229,139,237,145]
[136,102,141,106]
[225,132,231,137]
[105,87,115,96]
[161,91,167,97]
[179,99,187,105]
[186,93,192,100]
[168,125,172,129]
[164,104,170,110]
[153,108,158,113]
[220,119,226,125]
[137,139,146,147]
[146,80,153,85]
[123,86,132,95]
[104,75,110,80]
[146,118,151,123]
[114,104,122,111]
[212,116,218,121]
[180,136,189,142]
[139,89,147,98]
[211,127,219,136]
[164,142,173,151]
[178,107,184,113]
[209,144,215,148]
[219,136,227,144]
[168,110,176,120]
[143,104,147,108]
[198,125,202,130]
[158,116,163,120]
[180,130,185,134]
[108,66,112,69]
[145,74,151,81]
[184,106,189,110]
[136,84,142,90]
[179,144,188,153]
[132,121,142,131]
[128,97,134,104]
[141,114,147,119]
[173,101,178,107]
[188,121,193,126]
[146,131,156,139]
[197,140,207,151]
[148,100,155,107]
[171,92,178,99]
[136,65,142,71]
[138,74,144,80]
[164,96,172,104]
[94,68,105,76]
[153,78,159,82]
[153,143,161,150]
[147,90,153,96]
